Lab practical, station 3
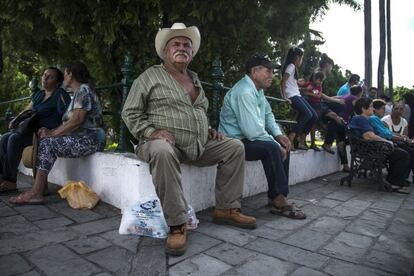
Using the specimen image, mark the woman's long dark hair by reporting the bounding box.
[281,47,304,80]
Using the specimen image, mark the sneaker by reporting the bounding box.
[212,208,257,229]
[165,224,187,256]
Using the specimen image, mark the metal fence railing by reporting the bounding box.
[0,55,295,152]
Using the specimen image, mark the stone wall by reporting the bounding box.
[19,149,342,211]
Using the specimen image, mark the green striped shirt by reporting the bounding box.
[122,65,209,160]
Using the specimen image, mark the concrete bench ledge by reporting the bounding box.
[19,149,342,211]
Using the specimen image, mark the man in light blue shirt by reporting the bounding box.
[336,74,360,96]
[219,53,306,219]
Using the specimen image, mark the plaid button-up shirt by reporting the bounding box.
[122,65,209,161]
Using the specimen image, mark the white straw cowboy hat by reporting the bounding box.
[155,22,201,60]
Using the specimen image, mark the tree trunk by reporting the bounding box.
[0,25,3,75]
[377,0,386,96]
[386,0,393,99]
[364,0,372,89]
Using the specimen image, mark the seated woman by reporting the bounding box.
[0,67,71,193]
[349,98,410,191]
[369,99,413,193]
[9,61,105,205]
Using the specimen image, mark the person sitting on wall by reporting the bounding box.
[301,71,344,151]
[280,47,318,150]
[0,67,71,193]
[9,62,106,204]
[219,53,306,219]
[121,23,257,256]
[322,86,364,172]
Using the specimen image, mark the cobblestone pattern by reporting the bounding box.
[0,173,413,275]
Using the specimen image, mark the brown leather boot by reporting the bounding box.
[165,224,187,256]
[212,208,257,229]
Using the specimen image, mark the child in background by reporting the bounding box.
[301,72,344,151]
[281,47,318,150]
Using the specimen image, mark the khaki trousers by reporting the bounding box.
[136,137,245,226]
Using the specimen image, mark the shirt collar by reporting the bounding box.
[244,75,262,96]
[160,63,201,88]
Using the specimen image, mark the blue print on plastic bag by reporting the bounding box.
[140,200,157,210]
[119,197,168,238]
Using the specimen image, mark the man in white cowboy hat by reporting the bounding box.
[122,23,257,256]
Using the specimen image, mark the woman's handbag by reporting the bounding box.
[10,110,39,135]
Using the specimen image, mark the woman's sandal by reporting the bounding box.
[9,193,44,205]
[270,203,306,219]
[0,180,18,194]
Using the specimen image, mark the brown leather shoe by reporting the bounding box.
[165,224,187,256]
[212,208,257,229]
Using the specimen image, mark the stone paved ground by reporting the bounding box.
[1,172,414,276]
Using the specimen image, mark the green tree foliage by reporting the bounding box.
[0,0,360,83]
[0,57,31,132]
[392,86,413,102]
[0,0,360,135]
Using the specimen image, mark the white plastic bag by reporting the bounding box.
[119,197,168,238]
[186,205,199,230]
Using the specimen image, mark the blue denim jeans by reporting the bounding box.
[242,139,289,199]
[290,96,318,135]
[0,132,33,182]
